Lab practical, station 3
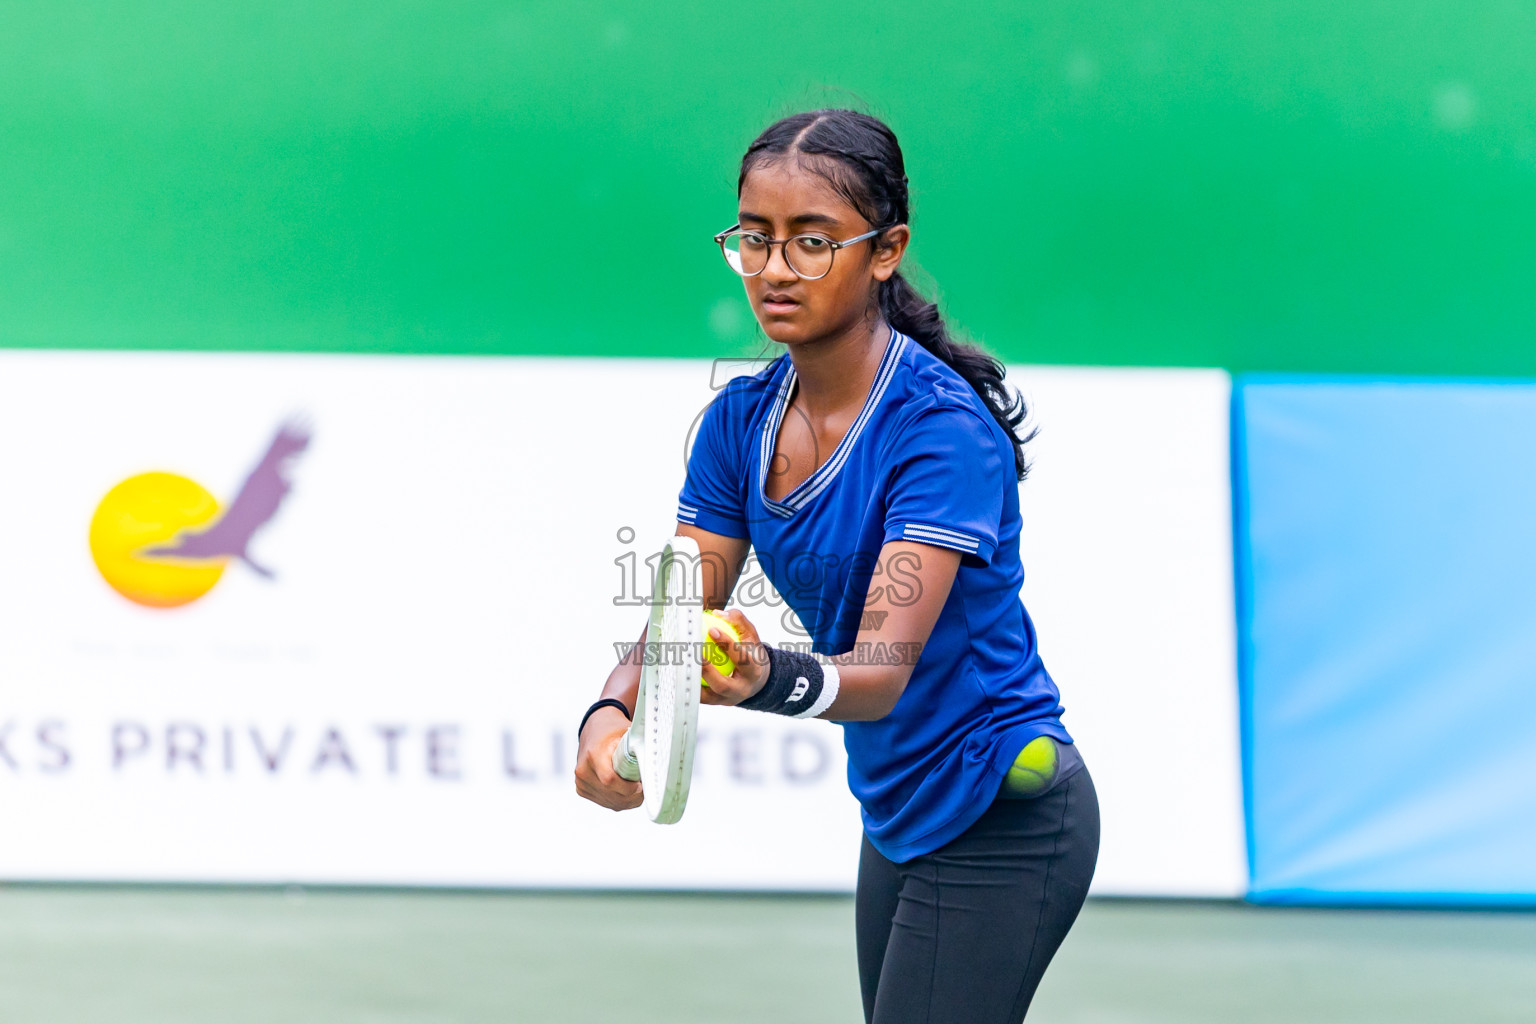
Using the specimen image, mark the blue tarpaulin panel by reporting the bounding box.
[1235,379,1536,905]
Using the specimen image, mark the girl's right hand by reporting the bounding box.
[574,706,643,811]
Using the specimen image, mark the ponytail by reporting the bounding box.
[878,272,1032,479]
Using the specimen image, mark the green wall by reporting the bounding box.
[3,2,1533,372]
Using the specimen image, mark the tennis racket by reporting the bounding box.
[612,534,704,824]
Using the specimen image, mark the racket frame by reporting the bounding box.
[611,535,703,824]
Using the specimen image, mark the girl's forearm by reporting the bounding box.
[820,662,911,722]
[598,620,648,711]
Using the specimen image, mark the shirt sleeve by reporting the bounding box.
[882,405,1008,567]
[676,386,750,538]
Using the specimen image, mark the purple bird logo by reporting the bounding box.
[141,422,311,577]
[88,420,312,608]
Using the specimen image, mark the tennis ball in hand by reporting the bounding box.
[701,610,739,687]
[1001,736,1059,798]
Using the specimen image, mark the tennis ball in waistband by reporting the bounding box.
[1001,735,1059,798]
[701,610,739,687]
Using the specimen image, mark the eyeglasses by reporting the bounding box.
[713,224,882,281]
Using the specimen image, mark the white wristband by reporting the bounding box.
[791,662,840,720]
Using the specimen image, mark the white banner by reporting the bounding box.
[1013,367,1245,897]
[0,352,1242,894]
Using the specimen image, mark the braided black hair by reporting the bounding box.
[739,109,1034,480]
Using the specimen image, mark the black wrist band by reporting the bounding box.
[738,646,841,718]
[578,698,632,740]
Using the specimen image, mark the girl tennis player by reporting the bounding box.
[576,109,1099,1023]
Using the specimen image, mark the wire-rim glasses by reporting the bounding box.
[713,224,883,280]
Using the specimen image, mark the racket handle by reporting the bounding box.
[612,730,641,782]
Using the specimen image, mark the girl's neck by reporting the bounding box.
[784,317,891,417]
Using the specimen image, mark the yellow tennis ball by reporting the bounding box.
[1001,736,1060,798]
[701,610,739,687]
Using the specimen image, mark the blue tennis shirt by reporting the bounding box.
[677,328,1072,862]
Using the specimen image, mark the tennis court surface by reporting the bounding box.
[2,887,1533,1022]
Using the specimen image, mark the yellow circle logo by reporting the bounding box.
[89,472,228,608]
[88,422,312,609]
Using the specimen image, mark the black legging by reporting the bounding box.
[855,766,1100,1024]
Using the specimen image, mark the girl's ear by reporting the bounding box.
[870,224,911,283]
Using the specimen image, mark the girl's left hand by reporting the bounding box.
[700,608,768,706]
